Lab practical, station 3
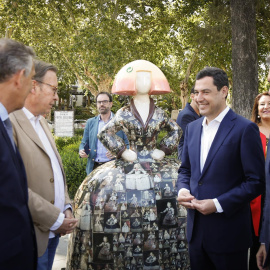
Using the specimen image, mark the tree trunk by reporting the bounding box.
[180,81,189,109]
[179,50,198,109]
[230,0,258,119]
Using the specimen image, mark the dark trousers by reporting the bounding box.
[189,236,248,270]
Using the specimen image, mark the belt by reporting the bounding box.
[94,161,107,166]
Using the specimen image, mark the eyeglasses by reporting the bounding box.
[35,80,58,95]
[96,100,110,105]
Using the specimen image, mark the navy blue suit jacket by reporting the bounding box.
[260,140,270,266]
[177,109,265,253]
[0,119,37,269]
[176,103,200,160]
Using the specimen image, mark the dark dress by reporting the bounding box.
[66,98,190,270]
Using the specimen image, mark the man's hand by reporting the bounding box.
[53,217,78,235]
[79,149,89,158]
[177,190,195,209]
[191,199,216,215]
[64,208,73,219]
[257,244,268,270]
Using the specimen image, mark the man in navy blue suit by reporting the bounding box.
[0,38,37,269]
[257,56,270,270]
[176,87,200,160]
[177,67,265,270]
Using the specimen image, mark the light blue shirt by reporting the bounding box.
[0,102,9,125]
[95,113,113,162]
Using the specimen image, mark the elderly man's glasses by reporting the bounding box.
[97,100,110,105]
[35,80,58,95]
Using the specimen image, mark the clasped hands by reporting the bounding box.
[53,209,78,236]
[177,189,217,215]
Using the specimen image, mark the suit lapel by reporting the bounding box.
[200,109,236,178]
[191,118,204,176]
[12,110,47,154]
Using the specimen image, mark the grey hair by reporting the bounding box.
[0,38,35,83]
[33,59,58,82]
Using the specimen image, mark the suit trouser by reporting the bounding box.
[188,214,248,270]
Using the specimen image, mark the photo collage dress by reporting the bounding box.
[66,99,190,270]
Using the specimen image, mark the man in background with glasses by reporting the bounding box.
[10,59,77,270]
[79,91,129,174]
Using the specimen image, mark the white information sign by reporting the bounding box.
[54,111,74,137]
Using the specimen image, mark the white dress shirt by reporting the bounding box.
[200,106,230,212]
[22,107,68,237]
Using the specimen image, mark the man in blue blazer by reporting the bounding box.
[79,92,129,174]
[176,86,200,160]
[177,67,265,270]
[257,56,270,270]
[0,38,37,269]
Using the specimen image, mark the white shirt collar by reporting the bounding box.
[22,107,41,122]
[202,106,230,127]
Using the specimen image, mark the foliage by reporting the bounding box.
[1,0,270,113]
[74,106,93,120]
[74,128,85,137]
[54,135,82,151]
[112,95,130,113]
[59,142,87,199]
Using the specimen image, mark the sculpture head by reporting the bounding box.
[112,60,170,96]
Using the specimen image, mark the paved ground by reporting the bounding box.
[52,234,69,270]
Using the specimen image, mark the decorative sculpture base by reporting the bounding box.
[66,158,190,270]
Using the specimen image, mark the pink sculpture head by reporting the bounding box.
[112,60,171,96]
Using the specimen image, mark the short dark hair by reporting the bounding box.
[96,92,112,102]
[0,38,35,83]
[190,86,195,94]
[33,60,58,82]
[196,67,229,91]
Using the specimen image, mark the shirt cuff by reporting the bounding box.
[178,188,190,197]
[64,204,72,213]
[50,212,65,231]
[213,198,223,213]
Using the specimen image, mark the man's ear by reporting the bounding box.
[222,86,229,98]
[13,69,25,89]
[30,80,37,94]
